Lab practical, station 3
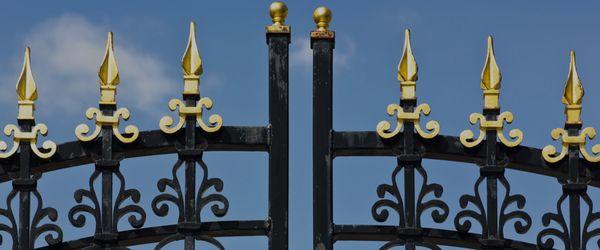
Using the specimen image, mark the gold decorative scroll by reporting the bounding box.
[0,47,56,159]
[75,107,139,143]
[543,51,600,163]
[75,32,139,144]
[459,36,522,148]
[159,21,223,134]
[376,29,439,140]
[376,103,439,139]
[460,112,523,148]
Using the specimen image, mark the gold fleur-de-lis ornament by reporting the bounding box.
[75,32,139,143]
[0,47,57,159]
[542,51,600,163]
[159,22,223,134]
[376,29,440,140]
[460,36,523,148]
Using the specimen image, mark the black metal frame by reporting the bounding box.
[0,31,289,250]
[311,33,600,249]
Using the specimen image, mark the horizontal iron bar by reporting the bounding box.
[0,126,269,183]
[332,131,600,187]
[333,224,537,249]
[36,220,269,249]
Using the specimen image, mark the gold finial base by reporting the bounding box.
[17,101,35,120]
[183,76,200,95]
[99,86,117,105]
[400,81,416,100]
[483,89,499,110]
[266,24,291,34]
[310,30,335,39]
[565,104,582,125]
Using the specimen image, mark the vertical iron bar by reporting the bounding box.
[17,120,32,250]
[267,31,290,250]
[566,124,581,250]
[312,35,335,250]
[100,105,115,242]
[401,99,416,250]
[484,109,499,247]
[183,95,198,250]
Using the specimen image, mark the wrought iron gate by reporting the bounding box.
[0,3,289,249]
[310,5,600,250]
[0,1,599,250]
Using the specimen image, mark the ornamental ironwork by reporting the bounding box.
[0,2,598,250]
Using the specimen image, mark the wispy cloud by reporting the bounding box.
[0,14,172,116]
[290,36,357,71]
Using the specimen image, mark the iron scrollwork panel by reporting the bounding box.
[454,168,532,238]
[151,154,229,249]
[371,156,449,250]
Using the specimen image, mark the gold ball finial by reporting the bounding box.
[313,6,332,31]
[269,1,288,25]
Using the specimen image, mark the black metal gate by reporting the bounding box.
[310,6,600,250]
[0,6,289,250]
[0,2,599,250]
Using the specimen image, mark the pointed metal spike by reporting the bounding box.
[98,32,120,86]
[562,50,584,105]
[182,21,203,77]
[481,36,501,90]
[398,29,418,82]
[16,47,38,102]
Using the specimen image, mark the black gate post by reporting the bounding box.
[266,2,290,249]
[311,6,335,250]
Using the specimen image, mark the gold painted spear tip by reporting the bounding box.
[563,50,584,106]
[398,28,417,82]
[98,31,120,86]
[16,47,38,102]
[481,35,501,91]
[182,21,202,77]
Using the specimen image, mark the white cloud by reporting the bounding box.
[290,36,357,71]
[0,14,172,116]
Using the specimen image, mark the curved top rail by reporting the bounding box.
[332,131,600,187]
[0,126,269,183]
[2,127,595,188]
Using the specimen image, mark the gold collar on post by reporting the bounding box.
[159,21,223,134]
[542,51,600,163]
[376,29,440,140]
[75,32,139,143]
[0,47,56,159]
[460,36,523,148]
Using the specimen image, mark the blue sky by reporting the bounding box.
[1,1,600,249]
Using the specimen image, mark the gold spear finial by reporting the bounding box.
[182,21,202,94]
[98,32,120,105]
[481,36,501,109]
[563,50,584,124]
[542,51,599,163]
[398,29,417,100]
[16,47,38,120]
